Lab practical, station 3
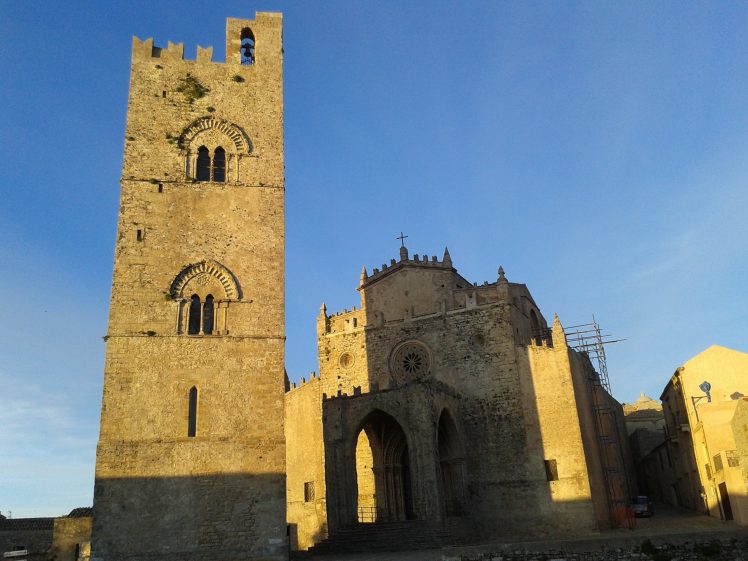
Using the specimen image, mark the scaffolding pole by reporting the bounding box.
[564,316,631,528]
[563,315,624,394]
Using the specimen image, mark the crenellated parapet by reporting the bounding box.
[325,308,366,335]
[359,246,455,289]
[287,371,320,392]
[130,12,282,65]
[318,248,553,334]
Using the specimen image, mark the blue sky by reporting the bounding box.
[1,1,747,517]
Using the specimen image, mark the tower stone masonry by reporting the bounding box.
[92,13,287,561]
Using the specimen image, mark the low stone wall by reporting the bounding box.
[445,536,748,561]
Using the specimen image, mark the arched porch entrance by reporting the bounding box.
[355,410,415,523]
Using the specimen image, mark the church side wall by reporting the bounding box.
[567,352,614,530]
[519,343,599,534]
[285,379,328,550]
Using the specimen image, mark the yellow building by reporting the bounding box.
[660,345,748,524]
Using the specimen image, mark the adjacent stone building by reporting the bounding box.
[92,13,287,561]
[0,509,92,561]
[286,247,633,551]
[657,345,748,524]
[623,393,666,497]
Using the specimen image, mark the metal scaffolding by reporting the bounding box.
[564,316,632,528]
[563,315,624,394]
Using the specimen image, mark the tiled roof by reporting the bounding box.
[0,517,54,531]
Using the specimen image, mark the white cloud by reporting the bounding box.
[0,370,95,517]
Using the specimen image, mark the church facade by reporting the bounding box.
[91,12,632,560]
[285,247,632,550]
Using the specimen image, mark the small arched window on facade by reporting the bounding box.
[188,294,201,335]
[187,386,198,437]
[212,147,226,182]
[241,28,255,65]
[203,295,215,334]
[196,146,211,181]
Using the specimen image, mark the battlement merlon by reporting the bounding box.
[227,12,283,66]
[359,246,460,290]
[130,12,282,64]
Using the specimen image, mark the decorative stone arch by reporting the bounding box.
[180,117,252,154]
[352,408,415,523]
[170,259,241,300]
[179,118,252,182]
[170,260,241,335]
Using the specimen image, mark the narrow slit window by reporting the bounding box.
[136,229,143,241]
[544,459,558,482]
[158,183,163,193]
[212,147,226,182]
[188,294,201,335]
[188,386,198,437]
[196,146,211,181]
[203,294,215,335]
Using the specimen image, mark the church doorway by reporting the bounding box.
[355,410,415,523]
[437,409,465,516]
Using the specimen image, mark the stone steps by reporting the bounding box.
[305,520,444,554]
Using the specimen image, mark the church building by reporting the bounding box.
[285,246,632,551]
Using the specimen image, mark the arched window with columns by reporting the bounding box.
[179,118,252,184]
[169,260,241,336]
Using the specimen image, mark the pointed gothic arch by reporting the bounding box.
[354,409,415,523]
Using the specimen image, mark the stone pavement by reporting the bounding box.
[304,504,748,561]
[306,550,442,561]
[444,503,748,560]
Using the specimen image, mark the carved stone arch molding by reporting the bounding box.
[171,260,241,336]
[179,117,252,154]
[170,260,241,300]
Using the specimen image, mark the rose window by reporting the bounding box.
[402,351,423,374]
[339,352,354,369]
[391,341,431,380]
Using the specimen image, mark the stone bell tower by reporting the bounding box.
[92,13,286,561]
